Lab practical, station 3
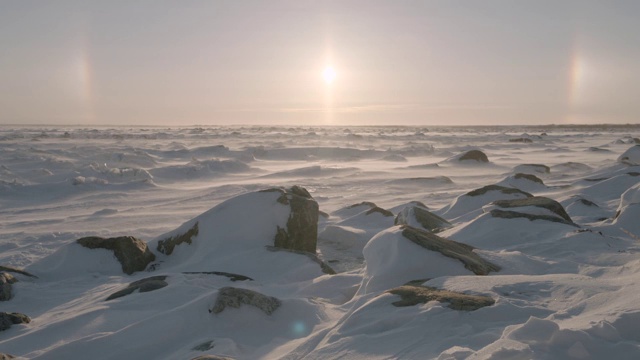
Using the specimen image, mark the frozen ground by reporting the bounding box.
[1,125,640,359]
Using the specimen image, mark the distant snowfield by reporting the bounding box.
[1,125,640,359]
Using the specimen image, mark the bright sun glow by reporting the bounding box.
[323,66,336,84]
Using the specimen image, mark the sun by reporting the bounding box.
[323,66,336,84]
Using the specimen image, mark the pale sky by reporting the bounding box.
[1,0,639,126]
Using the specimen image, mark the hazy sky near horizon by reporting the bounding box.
[1,0,640,126]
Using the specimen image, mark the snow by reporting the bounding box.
[2,126,640,359]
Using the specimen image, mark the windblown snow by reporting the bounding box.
[1,125,640,359]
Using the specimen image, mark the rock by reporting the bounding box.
[401,226,500,275]
[157,222,199,255]
[271,186,319,253]
[491,196,573,223]
[265,246,336,275]
[0,353,15,360]
[489,209,578,227]
[336,201,395,218]
[191,356,235,360]
[509,138,533,143]
[365,206,394,217]
[513,173,544,185]
[182,271,253,281]
[105,275,168,301]
[0,265,37,278]
[76,236,156,275]
[395,206,451,233]
[466,185,532,198]
[387,285,495,311]
[0,312,30,331]
[513,163,550,174]
[458,150,489,162]
[210,287,281,315]
[0,272,17,301]
[191,340,215,351]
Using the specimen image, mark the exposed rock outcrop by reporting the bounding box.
[365,206,394,217]
[0,265,37,278]
[458,150,489,162]
[466,185,532,198]
[157,222,199,255]
[387,285,495,311]
[400,226,500,275]
[513,163,550,174]
[0,272,17,301]
[395,206,451,233]
[209,287,281,315]
[491,196,573,223]
[191,355,235,360]
[0,312,30,331]
[271,186,319,253]
[509,138,533,143]
[489,209,578,227]
[105,275,168,301]
[76,236,156,275]
[513,173,544,185]
[182,271,253,282]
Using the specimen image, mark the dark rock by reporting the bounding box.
[458,150,489,162]
[272,186,319,253]
[0,272,17,301]
[210,287,281,315]
[490,209,579,227]
[513,173,544,185]
[395,206,451,233]
[584,177,608,182]
[77,236,156,275]
[365,206,394,217]
[347,201,378,209]
[387,285,495,311]
[182,271,253,281]
[0,265,37,278]
[575,197,598,207]
[509,138,533,143]
[157,222,199,255]
[466,185,533,198]
[517,164,550,174]
[400,226,500,275]
[191,355,235,360]
[491,196,573,222]
[192,340,215,351]
[0,312,30,331]
[265,246,336,275]
[106,275,168,301]
[0,353,15,360]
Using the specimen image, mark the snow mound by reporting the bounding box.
[438,185,532,220]
[443,149,489,163]
[361,226,485,294]
[613,183,640,237]
[27,242,124,279]
[496,173,546,193]
[147,187,327,282]
[618,145,640,165]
